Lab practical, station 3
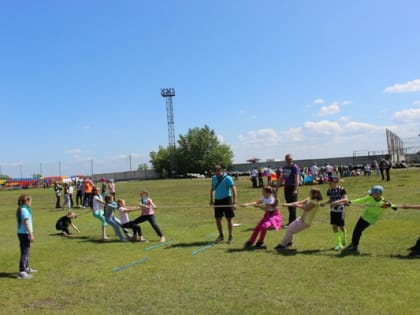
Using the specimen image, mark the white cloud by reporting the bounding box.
[318,103,340,116]
[65,149,84,155]
[413,100,420,106]
[394,108,420,122]
[280,127,303,142]
[304,120,340,135]
[314,98,325,104]
[384,79,420,93]
[243,128,279,145]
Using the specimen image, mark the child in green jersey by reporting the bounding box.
[335,185,396,254]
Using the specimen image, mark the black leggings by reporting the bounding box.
[351,217,371,247]
[133,214,163,237]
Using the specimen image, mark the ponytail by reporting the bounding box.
[16,194,31,228]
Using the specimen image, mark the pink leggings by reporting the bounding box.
[280,217,310,246]
[248,211,281,244]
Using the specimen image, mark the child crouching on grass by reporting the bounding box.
[55,211,80,237]
[243,186,282,249]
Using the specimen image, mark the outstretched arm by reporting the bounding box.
[282,197,309,208]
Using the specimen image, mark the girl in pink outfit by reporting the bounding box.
[132,191,166,243]
[243,186,282,249]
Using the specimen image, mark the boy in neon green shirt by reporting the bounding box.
[333,185,397,254]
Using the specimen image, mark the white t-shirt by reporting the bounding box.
[118,207,130,224]
[92,195,103,211]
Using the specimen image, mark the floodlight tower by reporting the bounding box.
[161,88,177,177]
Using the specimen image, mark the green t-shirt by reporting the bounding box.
[351,195,396,224]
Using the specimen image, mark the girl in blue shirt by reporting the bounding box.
[16,194,36,279]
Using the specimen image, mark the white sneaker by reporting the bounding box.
[26,268,38,273]
[18,271,32,279]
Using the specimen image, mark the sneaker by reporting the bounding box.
[274,244,286,251]
[139,236,149,242]
[286,242,293,248]
[334,245,343,251]
[17,271,32,279]
[25,268,38,273]
[215,235,224,243]
[160,236,166,243]
[227,236,233,244]
[254,241,264,248]
[342,245,359,255]
[244,241,253,249]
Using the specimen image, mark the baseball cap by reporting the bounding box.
[369,185,384,195]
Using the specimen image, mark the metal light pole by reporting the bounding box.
[161,88,177,177]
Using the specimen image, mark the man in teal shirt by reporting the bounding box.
[210,165,237,244]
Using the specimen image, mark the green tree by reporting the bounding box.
[150,125,234,177]
[149,146,171,178]
[137,163,148,171]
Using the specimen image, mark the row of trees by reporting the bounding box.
[148,125,234,177]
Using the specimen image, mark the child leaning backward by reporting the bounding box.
[243,185,282,249]
[274,188,323,251]
[131,191,166,243]
[117,199,147,242]
[104,195,127,242]
[334,185,397,255]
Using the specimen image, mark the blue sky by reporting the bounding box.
[1,0,420,178]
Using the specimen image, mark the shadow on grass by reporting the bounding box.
[389,254,420,260]
[275,248,341,256]
[0,272,18,279]
[225,246,268,253]
[334,252,372,258]
[49,233,90,240]
[169,241,214,248]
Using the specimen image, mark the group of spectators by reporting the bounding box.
[53,177,116,210]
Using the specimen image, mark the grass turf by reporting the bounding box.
[1,168,420,314]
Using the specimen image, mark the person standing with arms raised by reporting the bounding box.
[210,165,237,244]
[276,154,300,227]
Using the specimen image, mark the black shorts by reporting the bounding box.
[330,211,345,226]
[214,197,235,219]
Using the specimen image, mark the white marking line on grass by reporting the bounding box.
[192,243,215,255]
[112,257,149,272]
[145,240,174,251]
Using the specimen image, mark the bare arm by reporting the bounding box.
[24,219,34,241]
[231,185,237,209]
[70,222,80,233]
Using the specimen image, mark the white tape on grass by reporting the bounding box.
[112,257,149,272]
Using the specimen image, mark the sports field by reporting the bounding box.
[1,168,420,314]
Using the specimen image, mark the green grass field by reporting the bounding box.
[1,169,420,314]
